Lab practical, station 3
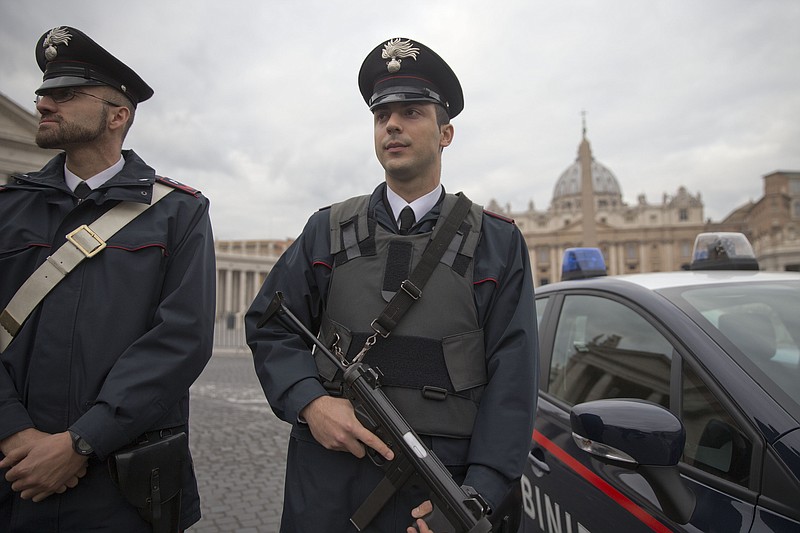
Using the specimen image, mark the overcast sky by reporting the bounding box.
[2,0,799,240]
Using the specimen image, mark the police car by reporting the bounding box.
[521,233,800,532]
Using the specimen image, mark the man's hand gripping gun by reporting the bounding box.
[260,292,493,533]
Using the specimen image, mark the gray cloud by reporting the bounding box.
[2,0,799,239]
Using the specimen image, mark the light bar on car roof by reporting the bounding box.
[690,232,759,271]
[561,247,608,280]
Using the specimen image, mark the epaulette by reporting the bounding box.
[318,205,332,212]
[156,176,200,197]
[3,173,30,190]
[483,209,515,224]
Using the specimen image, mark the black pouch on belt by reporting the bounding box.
[108,429,187,533]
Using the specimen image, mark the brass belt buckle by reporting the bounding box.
[67,224,107,258]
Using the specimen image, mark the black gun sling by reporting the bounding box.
[371,192,473,338]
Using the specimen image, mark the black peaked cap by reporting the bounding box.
[358,37,463,119]
[35,26,153,106]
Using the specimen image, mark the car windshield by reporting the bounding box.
[675,281,800,411]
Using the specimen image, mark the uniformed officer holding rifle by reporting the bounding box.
[246,36,538,532]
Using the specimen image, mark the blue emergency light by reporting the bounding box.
[690,232,759,271]
[561,247,608,280]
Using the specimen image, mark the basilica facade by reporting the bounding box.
[497,128,800,281]
[487,128,708,285]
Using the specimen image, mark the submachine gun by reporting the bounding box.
[260,291,494,533]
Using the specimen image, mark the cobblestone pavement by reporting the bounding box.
[187,351,290,533]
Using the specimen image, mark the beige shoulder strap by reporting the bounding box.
[0,182,173,353]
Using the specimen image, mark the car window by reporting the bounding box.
[535,296,549,330]
[548,294,672,407]
[679,283,800,411]
[682,362,752,486]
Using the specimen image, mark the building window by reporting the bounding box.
[536,247,550,265]
[680,240,692,258]
[679,208,689,221]
[245,272,255,304]
[625,243,638,260]
[217,270,227,316]
[231,271,241,311]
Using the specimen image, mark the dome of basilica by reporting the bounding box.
[553,158,622,201]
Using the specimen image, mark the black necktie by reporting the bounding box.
[74,181,92,200]
[399,206,415,234]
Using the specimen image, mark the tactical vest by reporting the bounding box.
[317,193,487,438]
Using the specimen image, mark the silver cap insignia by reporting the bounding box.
[381,38,420,73]
[43,27,72,61]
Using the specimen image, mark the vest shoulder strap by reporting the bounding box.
[372,192,475,337]
[329,195,371,257]
[437,193,484,261]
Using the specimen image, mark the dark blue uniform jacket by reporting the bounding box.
[245,183,538,532]
[0,150,215,532]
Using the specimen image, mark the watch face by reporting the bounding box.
[77,438,93,454]
[71,431,93,455]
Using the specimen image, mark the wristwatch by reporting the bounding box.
[68,430,94,456]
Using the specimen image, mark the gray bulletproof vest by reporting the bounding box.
[317,193,487,438]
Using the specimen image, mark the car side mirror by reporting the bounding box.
[570,398,696,524]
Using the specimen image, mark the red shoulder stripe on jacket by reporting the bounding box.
[483,209,515,224]
[156,176,200,197]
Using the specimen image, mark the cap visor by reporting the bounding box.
[368,92,442,110]
[36,76,105,94]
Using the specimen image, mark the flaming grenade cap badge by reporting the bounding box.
[42,27,72,61]
[381,38,420,73]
